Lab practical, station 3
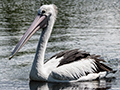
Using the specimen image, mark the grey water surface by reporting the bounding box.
[0,0,120,90]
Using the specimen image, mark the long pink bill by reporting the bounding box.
[9,15,48,60]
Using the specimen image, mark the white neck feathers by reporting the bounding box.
[30,15,56,81]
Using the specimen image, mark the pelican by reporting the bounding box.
[9,4,116,82]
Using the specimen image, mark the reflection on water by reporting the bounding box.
[0,0,120,90]
[30,78,115,90]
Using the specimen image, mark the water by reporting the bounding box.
[0,0,120,89]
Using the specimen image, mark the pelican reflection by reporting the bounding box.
[30,78,115,90]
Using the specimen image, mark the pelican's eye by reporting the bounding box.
[42,10,46,14]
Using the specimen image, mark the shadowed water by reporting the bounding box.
[0,0,120,90]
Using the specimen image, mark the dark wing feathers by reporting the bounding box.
[57,49,90,67]
[49,49,79,59]
[48,49,114,72]
[95,62,113,72]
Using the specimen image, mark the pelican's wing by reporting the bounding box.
[50,58,97,80]
[47,49,114,80]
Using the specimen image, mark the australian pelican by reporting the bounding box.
[9,4,116,82]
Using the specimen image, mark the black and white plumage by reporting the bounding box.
[44,49,115,81]
[9,4,116,82]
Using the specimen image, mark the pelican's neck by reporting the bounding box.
[33,28,51,68]
[30,17,55,81]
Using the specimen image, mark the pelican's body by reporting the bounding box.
[9,4,116,82]
[30,49,114,82]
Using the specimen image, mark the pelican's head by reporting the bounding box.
[39,4,57,19]
[9,4,57,60]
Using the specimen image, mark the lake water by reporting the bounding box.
[0,0,120,90]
